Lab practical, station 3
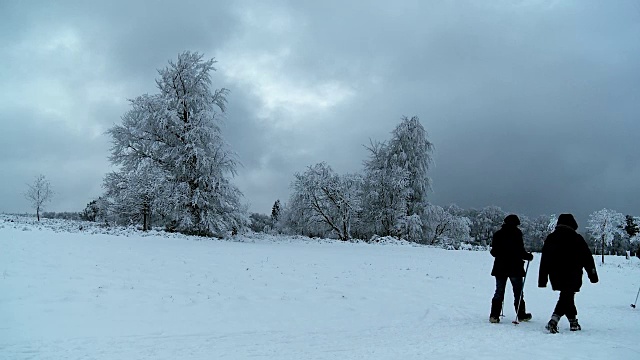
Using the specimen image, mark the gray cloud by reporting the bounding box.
[1,0,639,226]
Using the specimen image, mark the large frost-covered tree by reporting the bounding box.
[361,116,434,241]
[24,174,53,221]
[289,163,361,241]
[387,115,434,217]
[361,140,409,237]
[587,208,625,264]
[107,51,247,236]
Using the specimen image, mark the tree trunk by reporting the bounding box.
[37,206,40,221]
[601,234,605,264]
[143,211,149,231]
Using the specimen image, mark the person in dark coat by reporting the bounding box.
[489,214,534,323]
[538,213,598,333]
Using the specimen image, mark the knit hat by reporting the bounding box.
[504,214,521,226]
[557,213,578,230]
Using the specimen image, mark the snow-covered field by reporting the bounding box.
[1,215,639,359]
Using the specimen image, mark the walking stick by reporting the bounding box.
[632,286,640,308]
[513,260,530,324]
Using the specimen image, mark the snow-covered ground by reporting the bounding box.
[1,215,638,359]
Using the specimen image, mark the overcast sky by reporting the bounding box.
[1,0,639,226]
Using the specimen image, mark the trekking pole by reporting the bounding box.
[513,260,530,324]
[500,301,505,318]
[632,286,640,308]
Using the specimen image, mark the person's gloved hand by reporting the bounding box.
[525,252,534,261]
[588,268,599,283]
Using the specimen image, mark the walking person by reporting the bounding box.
[489,214,534,323]
[538,213,598,333]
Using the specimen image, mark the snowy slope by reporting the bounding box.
[1,215,638,359]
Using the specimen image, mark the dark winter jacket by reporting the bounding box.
[538,214,598,292]
[490,215,533,277]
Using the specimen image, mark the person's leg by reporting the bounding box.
[563,292,581,330]
[509,276,531,320]
[490,277,507,321]
[563,292,577,319]
[546,292,564,333]
[509,276,523,303]
[553,291,568,319]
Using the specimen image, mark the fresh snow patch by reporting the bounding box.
[1,215,638,359]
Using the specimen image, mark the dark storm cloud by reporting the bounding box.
[1,0,639,225]
[260,0,640,223]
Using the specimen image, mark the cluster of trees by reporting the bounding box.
[277,116,441,244]
[251,201,640,256]
[42,212,82,221]
[586,209,640,262]
[238,115,539,249]
[254,199,556,251]
[18,51,640,258]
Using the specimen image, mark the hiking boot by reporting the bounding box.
[569,318,581,331]
[515,299,532,322]
[518,312,532,322]
[489,299,502,323]
[545,319,559,333]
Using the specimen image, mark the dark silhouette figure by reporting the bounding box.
[489,214,534,323]
[539,213,598,333]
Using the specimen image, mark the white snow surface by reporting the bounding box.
[1,215,639,359]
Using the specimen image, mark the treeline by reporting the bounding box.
[251,203,551,251]
[55,51,638,256]
[249,205,640,255]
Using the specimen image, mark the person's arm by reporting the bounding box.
[538,239,550,287]
[516,229,533,261]
[490,231,502,257]
[579,234,598,283]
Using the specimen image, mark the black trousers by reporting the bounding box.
[553,291,577,319]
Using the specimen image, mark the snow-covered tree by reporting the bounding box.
[361,139,409,237]
[630,218,640,256]
[469,206,505,246]
[276,201,306,236]
[396,214,424,243]
[103,161,164,230]
[24,174,53,221]
[444,203,466,217]
[520,214,551,252]
[107,51,247,236]
[547,214,558,232]
[249,213,272,233]
[587,208,626,264]
[271,200,281,223]
[422,204,471,246]
[360,116,433,241]
[81,199,100,222]
[361,116,433,237]
[624,215,639,238]
[387,115,434,218]
[289,163,361,241]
